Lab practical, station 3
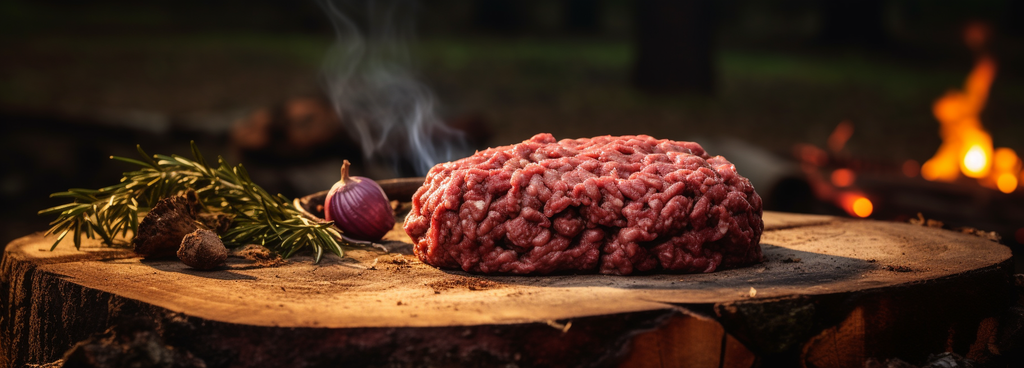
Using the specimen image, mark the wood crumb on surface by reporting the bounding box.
[909,212,1001,242]
[366,254,418,272]
[375,255,413,269]
[232,244,286,267]
[909,213,945,228]
[954,227,1001,242]
[885,265,913,272]
[426,278,498,293]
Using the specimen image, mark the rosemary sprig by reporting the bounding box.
[39,142,346,262]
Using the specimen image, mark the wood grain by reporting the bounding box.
[1,212,1013,367]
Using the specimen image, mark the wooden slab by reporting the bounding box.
[1,211,1014,368]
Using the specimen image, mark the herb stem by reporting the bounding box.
[39,141,348,261]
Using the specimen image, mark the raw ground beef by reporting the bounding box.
[404,133,764,275]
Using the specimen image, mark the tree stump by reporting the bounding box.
[1,212,1013,367]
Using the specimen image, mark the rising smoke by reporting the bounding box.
[318,0,467,177]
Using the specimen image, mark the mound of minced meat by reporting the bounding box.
[404,133,763,275]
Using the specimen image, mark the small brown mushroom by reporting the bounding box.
[133,191,202,258]
[177,229,228,270]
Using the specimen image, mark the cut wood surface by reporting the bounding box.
[4,212,1007,328]
[1,211,1014,368]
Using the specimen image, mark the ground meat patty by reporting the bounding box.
[404,133,764,275]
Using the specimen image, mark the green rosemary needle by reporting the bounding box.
[38,142,347,262]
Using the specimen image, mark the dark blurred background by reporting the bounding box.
[3,0,1023,259]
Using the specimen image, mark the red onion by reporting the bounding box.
[324,160,395,242]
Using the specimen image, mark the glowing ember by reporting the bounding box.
[994,148,1020,171]
[997,174,1018,194]
[831,168,855,187]
[991,148,1021,193]
[796,144,829,167]
[839,193,873,218]
[794,122,883,218]
[827,120,854,153]
[852,197,873,218]
[902,160,920,178]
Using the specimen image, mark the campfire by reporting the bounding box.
[920,22,1020,194]
[791,23,1024,256]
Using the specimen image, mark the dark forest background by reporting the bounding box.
[2,0,1023,249]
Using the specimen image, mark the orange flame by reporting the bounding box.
[920,55,995,182]
[920,25,1019,192]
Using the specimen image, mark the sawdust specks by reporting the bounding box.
[426,278,499,293]
[233,244,286,267]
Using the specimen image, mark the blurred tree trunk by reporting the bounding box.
[817,0,888,47]
[632,0,716,94]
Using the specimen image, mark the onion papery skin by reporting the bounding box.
[325,177,395,242]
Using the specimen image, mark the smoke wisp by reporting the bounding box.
[319,0,467,177]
